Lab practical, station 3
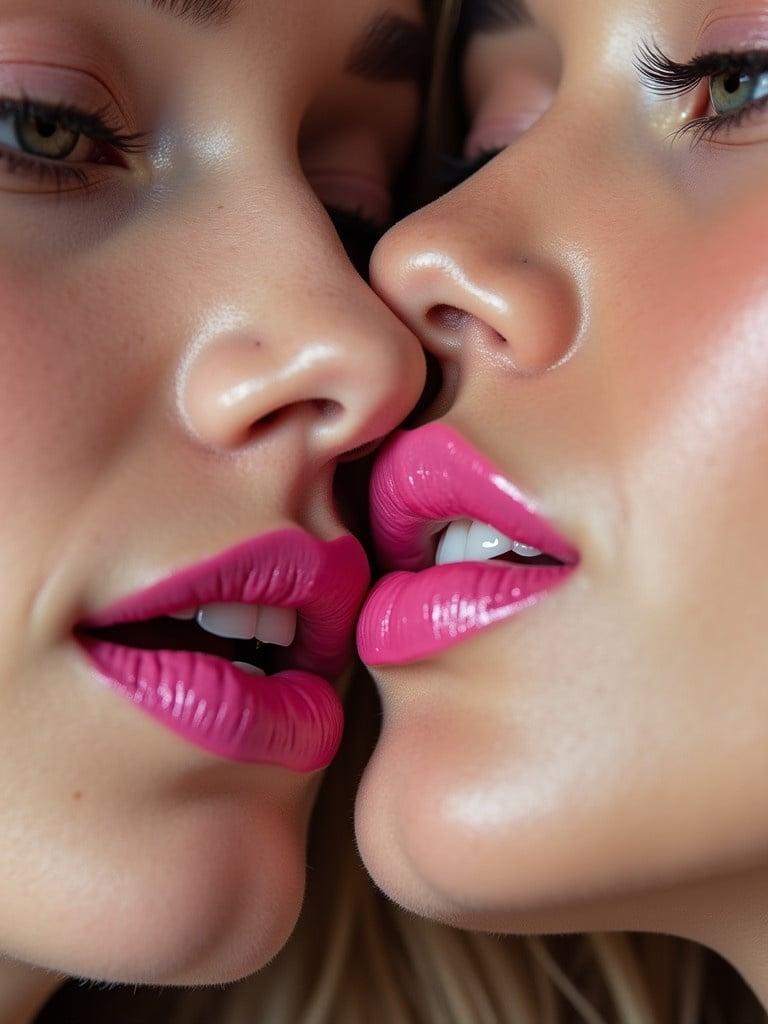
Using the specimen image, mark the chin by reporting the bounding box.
[355,719,636,937]
[7,794,309,988]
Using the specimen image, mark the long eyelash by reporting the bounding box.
[635,42,768,95]
[326,206,386,279]
[0,148,89,188]
[0,97,148,154]
[675,95,768,145]
[636,42,768,145]
[636,42,714,96]
[0,96,148,191]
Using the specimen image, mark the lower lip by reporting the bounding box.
[79,638,343,772]
[357,561,574,666]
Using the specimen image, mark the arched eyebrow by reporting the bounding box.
[461,0,532,33]
[140,0,238,26]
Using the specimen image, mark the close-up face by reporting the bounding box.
[357,0,768,936]
[0,0,426,989]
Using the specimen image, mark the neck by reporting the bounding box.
[696,867,768,1012]
[656,864,768,1012]
[0,958,63,1024]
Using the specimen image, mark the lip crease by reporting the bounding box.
[357,424,579,666]
[77,529,370,772]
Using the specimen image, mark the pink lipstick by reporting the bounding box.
[78,530,369,772]
[357,424,579,666]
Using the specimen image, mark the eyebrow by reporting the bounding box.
[460,0,532,34]
[346,14,431,86]
[139,0,238,27]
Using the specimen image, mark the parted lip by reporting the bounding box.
[357,423,579,666]
[80,528,371,678]
[368,423,580,572]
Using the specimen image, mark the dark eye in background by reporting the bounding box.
[326,207,387,280]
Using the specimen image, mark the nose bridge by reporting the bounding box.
[173,193,426,459]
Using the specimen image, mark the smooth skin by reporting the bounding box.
[0,1,426,1020]
[357,0,768,1008]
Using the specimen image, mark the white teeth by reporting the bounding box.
[172,602,299,645]
[435,519,543,566]
[197,603,261,640]
[465,520,515,561]
[233,661,266,677]
[255,606,297,648]
[510,540,542,558]
[435,519,472,565]
[169,608,197,620]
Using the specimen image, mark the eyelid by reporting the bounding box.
[465,110,545,159]
[0,62,126,125]
[697,11,768,52]
[305,169,392,227]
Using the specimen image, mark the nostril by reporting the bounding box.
[245,399,343,443]
[313,398,343,421]
[427,304,507,349]
[427,304,470,333]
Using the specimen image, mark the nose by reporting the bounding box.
[179,272,426,460]
[370,168,582,378]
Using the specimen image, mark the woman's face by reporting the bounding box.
[0,0,426,988]
[357,0,768,938]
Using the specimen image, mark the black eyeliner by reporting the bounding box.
[636,42,768,97]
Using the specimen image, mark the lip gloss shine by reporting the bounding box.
[79,530,370,772]
[357,424,579,666]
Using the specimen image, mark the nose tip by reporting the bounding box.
[371,212,581,377]
[178,316,426,458]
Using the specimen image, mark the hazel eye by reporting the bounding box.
[710,67,768,114]
[0,110,80,161]
[10,112,80,160]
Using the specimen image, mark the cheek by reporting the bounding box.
[605,194,768,624]
[0,266,125,491]
[0,267,124,658]
[0,250,170,567]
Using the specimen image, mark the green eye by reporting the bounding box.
[710,67,768,114]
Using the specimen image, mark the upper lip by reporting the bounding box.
[79,528,371,677]
[368,423,580,570]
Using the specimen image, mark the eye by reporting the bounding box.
[307,171,392,279]
[0,97,146,192]
[636,44,768,145]
[710,67,768,114]
[8,110,79,160]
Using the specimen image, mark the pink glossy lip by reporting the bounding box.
[357,424,579,666]
[78,529,370,772]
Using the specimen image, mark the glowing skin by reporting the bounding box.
[358,0,768,1008]
[0,0,426,1019]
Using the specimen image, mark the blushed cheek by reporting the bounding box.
[0,267,123,655]
[594,187,768,642]
[595,184,768,508]
[0,274,92,493]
